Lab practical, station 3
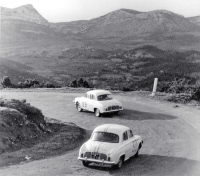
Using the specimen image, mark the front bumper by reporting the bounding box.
[78,157,115,165]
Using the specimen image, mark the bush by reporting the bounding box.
[17,79,56,88]
[1,76,12,88]
[44,82,55,88]
[158,78,200,103]
[69,78,90,88]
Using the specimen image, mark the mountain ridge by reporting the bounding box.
[48,8,200,37]
[1,4,48,25]
[1,4,200,51]
[188,16,200,26]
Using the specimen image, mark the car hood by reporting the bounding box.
[83,140,120,154]
[97,99,121,107]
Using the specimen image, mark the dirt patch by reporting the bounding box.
[0,98,87,167]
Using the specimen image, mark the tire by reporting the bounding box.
[135,149,139,157]
[114,111,119,115]
[135,143,142,157]
[82,161,90,167]
[76,102,82,112]
[113,156,123,169]
[94,108,101,117]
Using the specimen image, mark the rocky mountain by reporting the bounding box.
[1,4,200,51]
[1,4,64,48]
[188,16,200,26]
[1,4,48,25]
[49,9,142,34]
[50,9,200,38]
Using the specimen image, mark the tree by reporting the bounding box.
[69,80,78,87]
[69,78,90,88]
[1,76,12,88]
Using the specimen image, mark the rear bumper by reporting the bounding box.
[78,157,115,165]
[101,109,123,114]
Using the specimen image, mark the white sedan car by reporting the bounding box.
[78,124,143,169]
[73,90,123,117]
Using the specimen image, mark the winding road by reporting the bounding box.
[0,90,200,176]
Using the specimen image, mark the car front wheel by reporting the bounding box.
[82,161,90,167]
[94,108,101,117]
[76,102,82,112]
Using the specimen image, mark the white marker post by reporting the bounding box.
[152,78,158,96]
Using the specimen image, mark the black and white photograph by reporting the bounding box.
[0,0,200,175]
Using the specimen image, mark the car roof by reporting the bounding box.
[93,124,130,136]
[86,90,111,97]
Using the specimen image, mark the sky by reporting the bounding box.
[1,0,200,22]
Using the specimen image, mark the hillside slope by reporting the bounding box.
[50,9,199,38]
[1,4,48,25]
[78,9,199,38]
[2,5,200,47]
[0,57,53,85]
[188,16,200,26]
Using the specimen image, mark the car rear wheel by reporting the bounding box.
[82,161,90,167]
[117,156,123,168]
[76,102,82,112]
[95,108,101,117]
[113,156,123,169]
[135,143,142,157]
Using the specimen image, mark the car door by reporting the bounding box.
[127,130,137,156]
[81,93,88,110]
[122,131,133,160]
[86,94,95,111]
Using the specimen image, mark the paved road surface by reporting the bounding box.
[0,91,200,176]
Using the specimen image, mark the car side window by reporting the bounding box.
[128,130,133,138]
[90,94,95,100]
[123,131,128,141]
[84,93,87,98]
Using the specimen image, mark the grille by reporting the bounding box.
[84,152,107,160]
[84,152,91,158]
[108,105,119,111]
[108,107,112,111]
[112,105,119,110]
[100,153,107,160]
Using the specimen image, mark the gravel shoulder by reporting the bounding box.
[0,89,200,176]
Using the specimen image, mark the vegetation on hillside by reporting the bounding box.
[1,45,200,103]
[1,77,57,88]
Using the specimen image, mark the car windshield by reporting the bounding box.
[97,94,112,101]
[91,132,119,143]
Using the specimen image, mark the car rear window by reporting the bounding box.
[91,132,119,143]
[97,94,112,101]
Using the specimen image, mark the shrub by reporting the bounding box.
[44,82,55,88]
[1,76,12,88]
[69,78,90,88]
